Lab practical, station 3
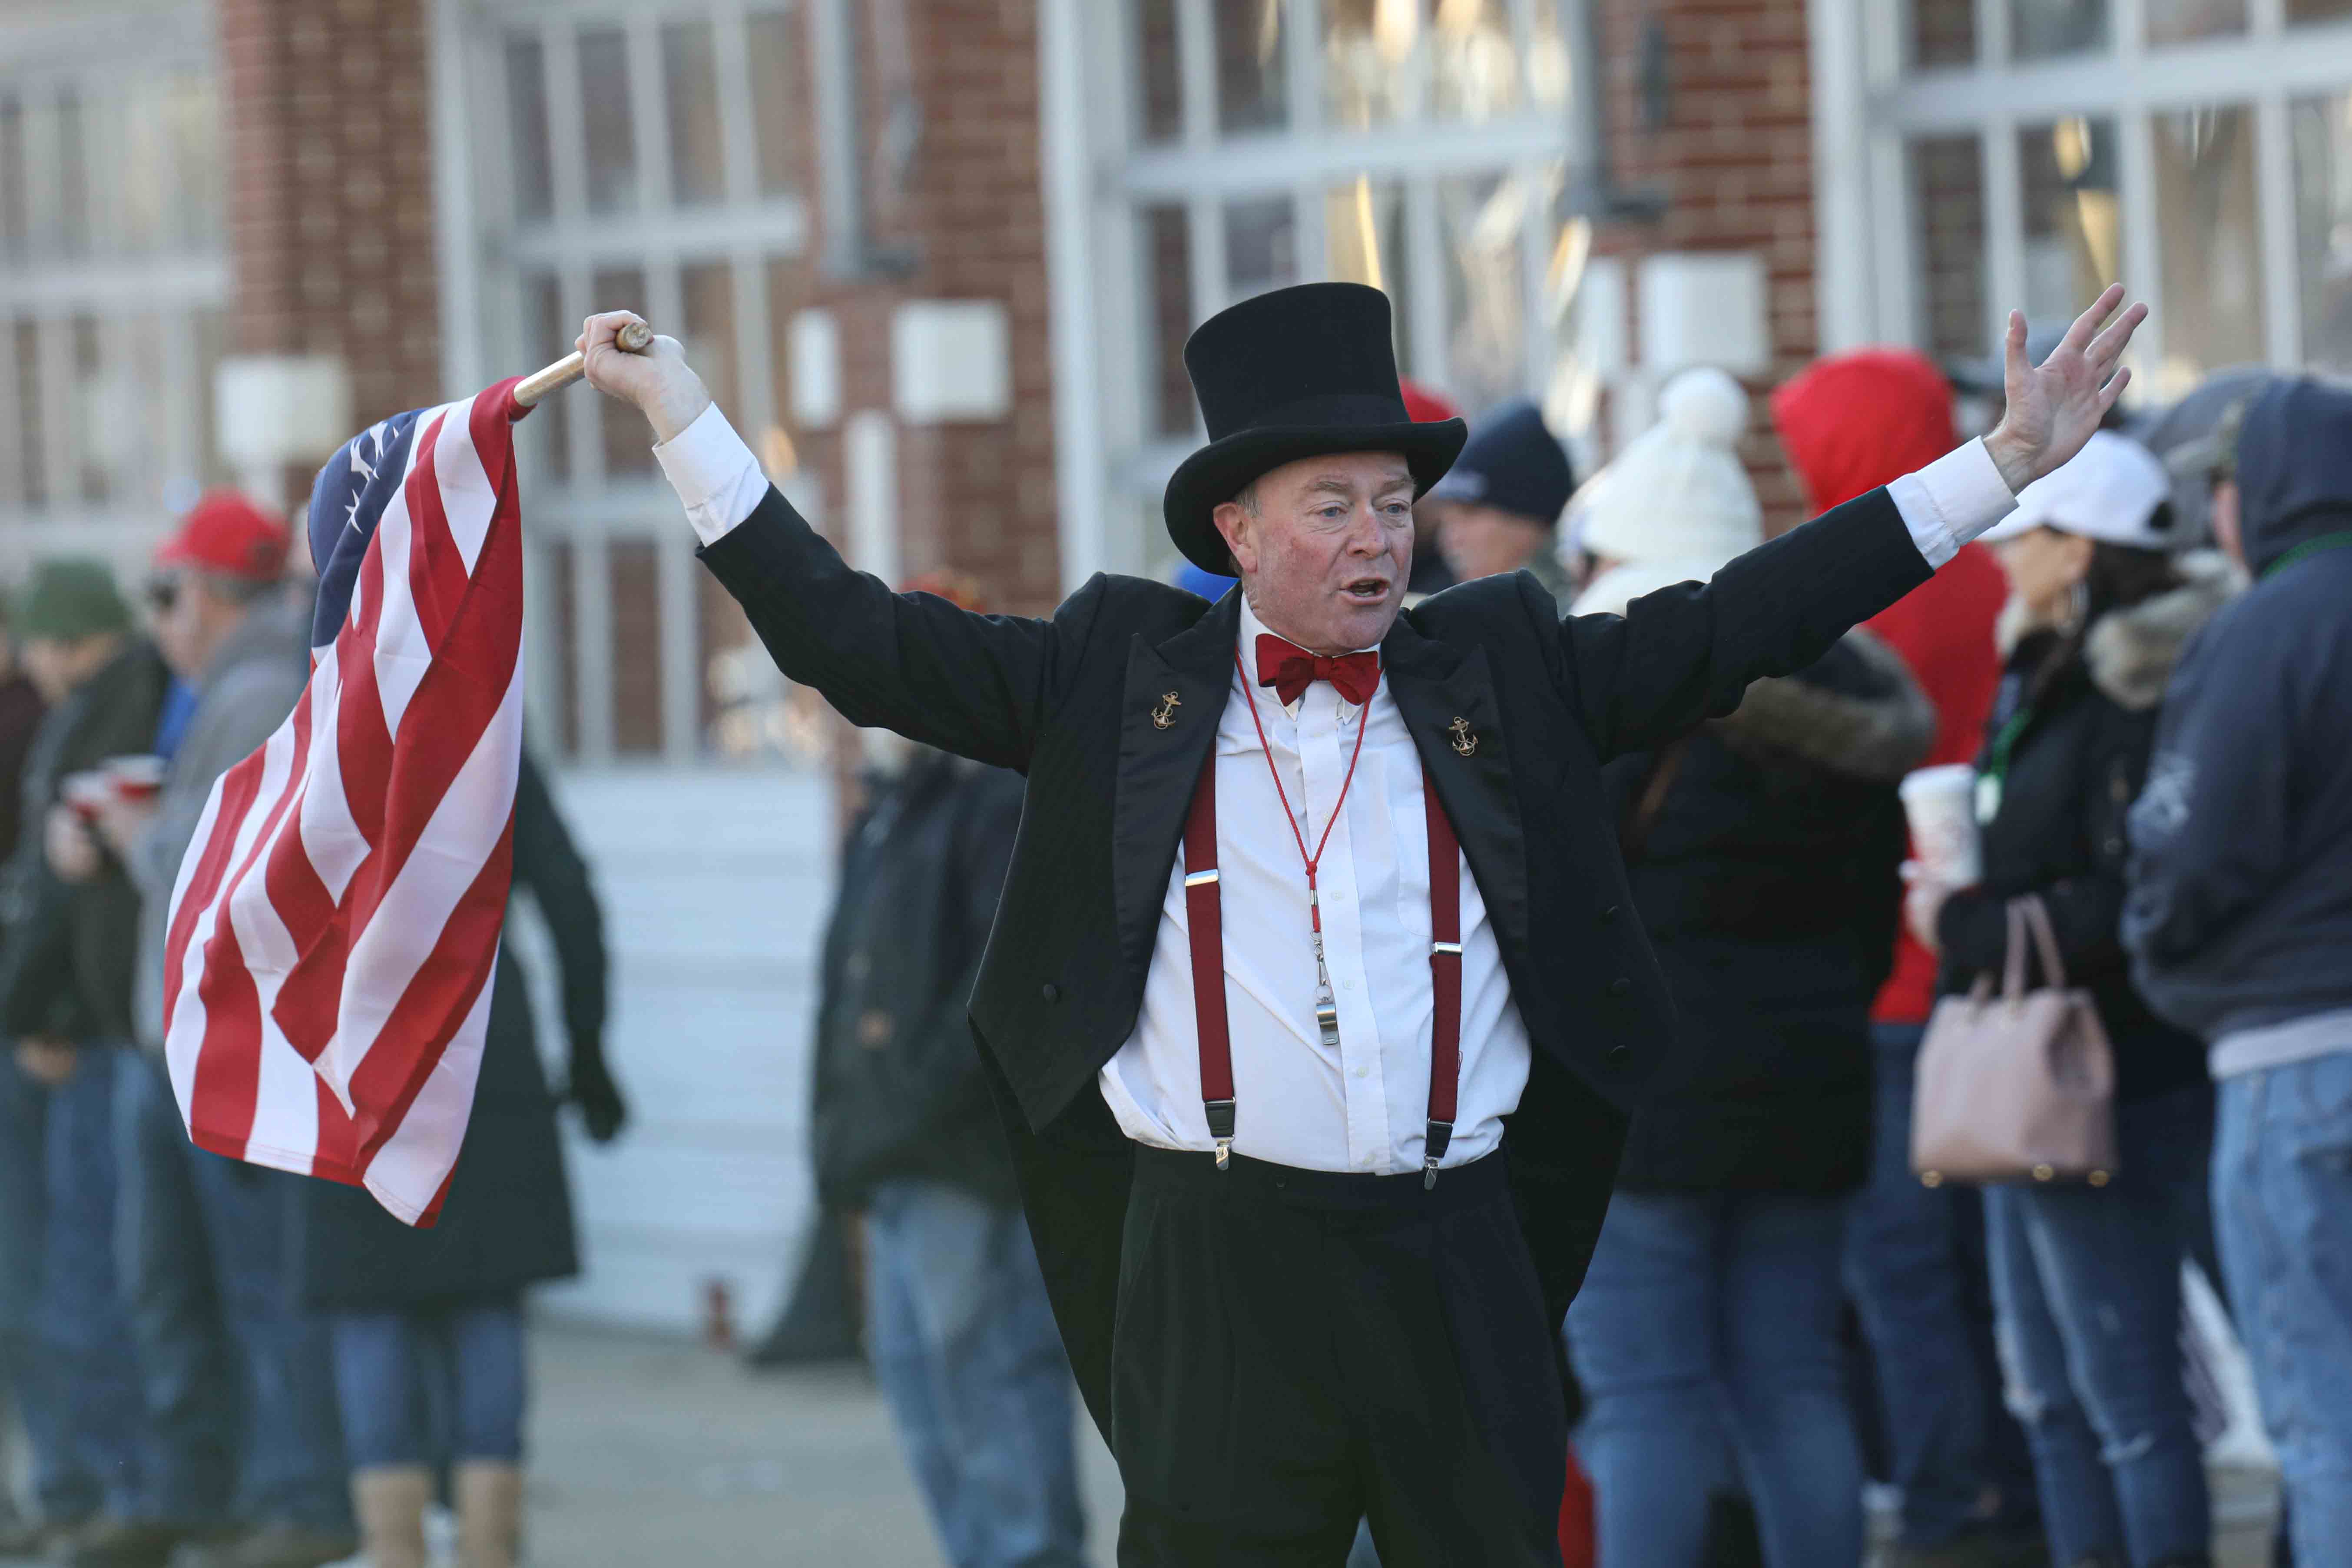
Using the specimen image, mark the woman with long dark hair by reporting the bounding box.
[1908,431,2234,1568]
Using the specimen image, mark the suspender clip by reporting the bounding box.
[1206,1100,1236,1170]
[1422,1118,1454,1190]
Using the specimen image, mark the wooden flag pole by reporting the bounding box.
[512,319,654,408]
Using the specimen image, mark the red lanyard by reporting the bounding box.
[1182,660,1464,1187]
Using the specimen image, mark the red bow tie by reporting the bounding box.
[1254,634,1381,708]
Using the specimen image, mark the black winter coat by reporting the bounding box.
[812,753,1024,1210]
[1938,569,2229,1105]
[296,755,605,1310]
[700,476,1937,1435]
[0,641,171,1043]
[1605,630,1929,1194]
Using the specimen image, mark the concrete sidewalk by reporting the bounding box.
[522,1320,1123,1566]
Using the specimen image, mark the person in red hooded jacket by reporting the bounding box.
[1772,351,2037,1568]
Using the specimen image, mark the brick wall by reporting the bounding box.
[1589,0,1820,532]
[787,0,1061,618]
[216,0,441,431]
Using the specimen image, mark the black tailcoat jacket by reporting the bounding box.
[700,482,1934,1434]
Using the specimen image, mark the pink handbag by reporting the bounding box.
[1911,895,2118,1188]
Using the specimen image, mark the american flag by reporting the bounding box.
[163,378,531,1226]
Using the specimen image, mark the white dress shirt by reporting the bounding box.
[655,404,2018,1175]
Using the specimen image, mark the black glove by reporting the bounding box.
[564,1045,627,1144]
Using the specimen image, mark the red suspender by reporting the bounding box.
[1423,770,1462,1189]
[1181,759,1237,1167]
[1183,753,1464,1184]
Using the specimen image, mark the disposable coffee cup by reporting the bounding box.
[62,771,112,823]
[1900,764,1982,886]
[104,755,166,802]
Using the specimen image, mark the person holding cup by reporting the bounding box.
[1904,431,2232,1568]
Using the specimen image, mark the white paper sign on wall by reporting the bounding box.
[1637,253,1771,376]
[891,299,1012,424]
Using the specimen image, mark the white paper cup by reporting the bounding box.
[1900,764,1982,887]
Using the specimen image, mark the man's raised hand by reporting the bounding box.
[1984,283,2148,495]
[578,311,712,445]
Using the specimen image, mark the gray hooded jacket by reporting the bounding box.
[2125,376,2352,1065]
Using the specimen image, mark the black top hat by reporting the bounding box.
[1163,282,1467,574]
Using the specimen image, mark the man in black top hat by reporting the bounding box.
[1421,398,1579,602]
[583,282,2143,1567]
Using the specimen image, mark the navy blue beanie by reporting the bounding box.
[1424,399,1575,528]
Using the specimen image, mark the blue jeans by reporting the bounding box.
[2213,1052,2352,1566]
[1566,1190,1862,1568]
[0,1048,143,1522]
[0,1048,144,1523]
[331,1295,526,1468]
[862,1180,1086,1568]
[1986,1081,2213,1568]
[1845,1023,2036,1545]
[113,1051,350,1531]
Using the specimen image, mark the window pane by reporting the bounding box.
[526,275,571,478]
[1219,0,1288,134]
[1909,0,1976,68]
[664,21,726,206]
[764,258,799,474]
[746,11,797,197]
[72,315,104,503]
[2288,0,2352,22]
[2147,0,2246,44]
[544,539,580,755]
[57,90,88,258]
[1136,0,1183,143]
[1912,135,1988,359]
[1325,0,1417,130]
[120,90,172,253]
[592,267,652,474]
[1142,205,1196,438]
[2019,118,2121,331]
[1225,195,1298,300]
[681,262,740,421]
[1431,0,1516,123]
[1527,0,1570,111]
[609,540,663,755]
[165,71,219,248]
[1441,172,1525,415]
[2293,90,2352,371]
[2153,106,2264,388]
[505,35,553,221]
[0,98,23,260]
[13,320,45,507]
[1325,176,1414,373]
[579,28,639,214]
[2011,0,2107,58]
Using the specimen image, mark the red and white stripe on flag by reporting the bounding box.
[163,379,531,1227]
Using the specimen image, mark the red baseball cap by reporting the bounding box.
[156,491,289,582]
[1399,378,1461,425]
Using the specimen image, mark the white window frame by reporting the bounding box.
[1042,0,1585,590]
[441,0,810,765]
[0,2,227,572]
[1817,0,2352,377]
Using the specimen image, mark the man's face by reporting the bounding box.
[1435,501,1550,583]
[1212,451,1415,655]
[148,570,205,681]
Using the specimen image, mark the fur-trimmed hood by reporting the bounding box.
[1572,560,1936,783]
[1994,550,2242,711]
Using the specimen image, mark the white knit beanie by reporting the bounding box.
[1571,367,1764,576]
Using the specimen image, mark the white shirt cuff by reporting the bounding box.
[653,403,769,546]
[1885,437,2017,569]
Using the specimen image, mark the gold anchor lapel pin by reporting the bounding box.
[1151,690,1183,730]
[1447,716,1478,756]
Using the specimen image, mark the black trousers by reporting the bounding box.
[1111,1147,1567,1568]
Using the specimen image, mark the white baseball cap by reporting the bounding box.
[1981,430,2177,550]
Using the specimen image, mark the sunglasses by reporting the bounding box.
[145,578,182,613]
